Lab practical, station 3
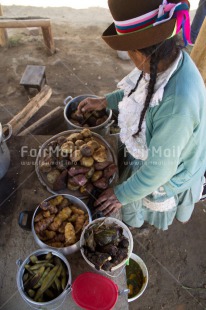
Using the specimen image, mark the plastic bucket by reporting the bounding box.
[80,217,133,275]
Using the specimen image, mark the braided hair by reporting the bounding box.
[129,36,180,136]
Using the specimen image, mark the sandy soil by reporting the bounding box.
[0,4,206,310]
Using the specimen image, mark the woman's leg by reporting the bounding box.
[191,0,206,43]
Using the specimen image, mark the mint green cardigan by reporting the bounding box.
[105,52,206,205]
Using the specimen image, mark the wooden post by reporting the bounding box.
[190,18,206,85]
[0,4,8,47]
[41,23,55,55]
[3,85,52,135]
[18,106,63,136]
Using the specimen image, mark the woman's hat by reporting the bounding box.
[102,0,191,50]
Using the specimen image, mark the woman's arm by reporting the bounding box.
[105,90,124,110]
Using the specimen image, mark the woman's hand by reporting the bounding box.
[77,97,107,113]
[94,188,122,216]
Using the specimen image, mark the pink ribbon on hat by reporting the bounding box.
[114,0,191,45]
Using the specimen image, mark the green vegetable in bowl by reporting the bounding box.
[126,258,144,298]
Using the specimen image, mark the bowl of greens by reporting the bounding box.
[126,253,148,302]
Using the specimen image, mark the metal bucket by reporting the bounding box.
[18,194,92,256]
[16,249,72,310]
[0,123,12,180]
[63,95,113,136]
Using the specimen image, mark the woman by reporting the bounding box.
[78,0,206,230]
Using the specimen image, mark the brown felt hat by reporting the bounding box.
[102,0,190,51]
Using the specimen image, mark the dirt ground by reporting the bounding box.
[0,5,206,310]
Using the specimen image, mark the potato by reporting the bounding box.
[39,155,52,173]
[57,136,67,146]
[75,140,85,148]
[103,163,118,179]
[86,166,95,179]
[61,141,75,155]
[91,170,103,182]
[56,159,71,171]
[53,170,68,191]
[94,161,112,171]
[68,165,90,177]
[80,156,94,167]
[80,144,94,157]
[81,128,92,138]
[67,133,83,142]
[96,115,108,126]
[87,116,97,127]
[80,183,93,194]
[93,147,107,162]
[71,111,84,123]
[93,177,109,189]
[72,174,88,186]
[86,140,100,151]
[67,180,80,191]
[80,182,94,194]
[70,150,83,162]
[47,170,61,184]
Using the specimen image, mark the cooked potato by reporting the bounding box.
[94,161,112,170]
[75,140,85,148]
[39,155,52,173]
[80,144,94,157]
[87,116,97,127]
[91,170,103,182]
[96,115,108,125]
[81,128,92,138]
[68,165,90,176]
[72,174,88,186]
[86,166,95,179]
[53,170,68,191]
[80,156,94,167]
[86,140,100,151]
[80,182,94,194]
[93,177,109,189]
[103,163,117,179]
[67,180,80,191]
[70,150,83,162]
[61,141,75,155]
[57,136,67,146]
[71,111,84,123]
[47,170,61,184]
[93,147,107,162]
[67,133,83,142]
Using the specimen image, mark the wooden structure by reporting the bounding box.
[0,4,7,46]
[3,85,52,136]
[18,106,63,136]
[190,18,206,85]
[0,12,55,54]
[20,65,47,92]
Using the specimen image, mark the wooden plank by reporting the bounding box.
[3,85,52,136]
[0,17,51,28]
[0,4,8,46]
[18,106,63,136]
[190,18,206,85]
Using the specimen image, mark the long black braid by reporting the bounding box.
[128,36,180,136]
